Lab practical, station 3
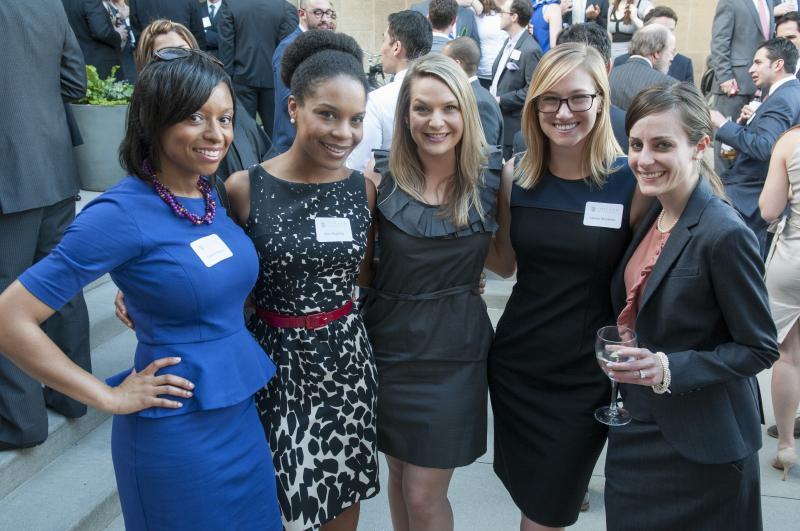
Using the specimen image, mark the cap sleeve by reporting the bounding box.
[376,147,501,238]
[19,194,143,310]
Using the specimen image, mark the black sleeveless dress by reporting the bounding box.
[362,152,500,468]
[245,165,379,531]
[488,159,636,527]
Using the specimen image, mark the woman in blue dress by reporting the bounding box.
[0,52,281,531]
[486,43,647,530]
[531,0,563,53]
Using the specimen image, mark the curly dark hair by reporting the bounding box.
[280,30,367,104]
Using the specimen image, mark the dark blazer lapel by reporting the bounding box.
[514,30,529,52]
[744,0,764,35]
[638,179,714,312]
[491,36,509,81]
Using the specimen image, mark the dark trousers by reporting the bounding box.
[713,93,750,175]
[0,197,90,450]
[234,82,275,139]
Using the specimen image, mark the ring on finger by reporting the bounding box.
[639,369,647,379]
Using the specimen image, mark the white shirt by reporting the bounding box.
[768,75,795,97]
[629,55,653,68]
[490,31,522,97]
[346,69,408,172]
[573,0,586,24]
[476,13,506,78]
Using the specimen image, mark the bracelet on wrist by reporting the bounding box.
[652,351,672,395]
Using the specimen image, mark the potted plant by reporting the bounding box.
[70,66,133,192]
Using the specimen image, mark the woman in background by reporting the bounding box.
[761,127,800,481]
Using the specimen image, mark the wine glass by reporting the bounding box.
[594,325,637,426]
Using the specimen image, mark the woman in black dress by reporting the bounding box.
[363,53,499,531]
[604,83,777,531]
[486,43,647,530]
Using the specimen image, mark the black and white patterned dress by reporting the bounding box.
[244,164,379,531]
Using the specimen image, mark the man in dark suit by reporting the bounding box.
[777,11,800,80]
[200,0,223,58]
[62,0,126,79]
[710,0,775,174]
[218,0,298,138]
[562,0,608,29]
[613,6,694,83]
[609,24,677,111]
[443,37,503,146]
[490,0,542,159]
[411,0,481,51]
[272,0,337,155]
[428,0,457,53]
[0,0,90,450]
[130,0,206,50]
[711,37,800,257]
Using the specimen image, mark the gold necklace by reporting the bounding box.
[657,209,679,233]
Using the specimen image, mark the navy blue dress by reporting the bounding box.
[488,159,636,527]
[19,176,281,531]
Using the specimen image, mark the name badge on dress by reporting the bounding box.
[510,49,521,61]
[315,217,353,242]
[202,17,212,28]
[583,202,623,229]
[190,234,233,267]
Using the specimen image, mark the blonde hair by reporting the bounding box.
[626,82,726,198]
[134,19,198,72]
[515,43,622,189]
[389,53,488,227]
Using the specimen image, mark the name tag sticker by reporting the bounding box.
[583,202,623,229]
[190,234,233,267]
[202,16,212,28]
[315,217,353,242]
[510,49,521,61]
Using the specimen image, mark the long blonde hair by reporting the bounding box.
[515,43,622,189]
[389,53,488,227]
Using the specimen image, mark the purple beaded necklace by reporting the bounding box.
[143,160,216,225]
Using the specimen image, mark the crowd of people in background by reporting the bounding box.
[1,1,799,531]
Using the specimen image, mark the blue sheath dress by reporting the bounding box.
[19,176,281,531]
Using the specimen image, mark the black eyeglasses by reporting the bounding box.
[305,8,337,19]
[153,47,224,68]
[535,94,598,113]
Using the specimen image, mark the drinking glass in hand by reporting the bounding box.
[595,325,637,426]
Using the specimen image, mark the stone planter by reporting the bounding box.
[69,103,128,192]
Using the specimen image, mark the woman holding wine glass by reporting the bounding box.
[604,82,778,530]
[486,43,647,530]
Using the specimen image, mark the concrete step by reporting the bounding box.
[103,513,125,531]
[0,278,133,501]
[0,419,119,531]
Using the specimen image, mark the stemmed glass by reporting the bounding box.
[594,325,637,426]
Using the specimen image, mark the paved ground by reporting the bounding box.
[75,191,800,530]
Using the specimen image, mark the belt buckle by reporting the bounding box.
[304,311,327,329]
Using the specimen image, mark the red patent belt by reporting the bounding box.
[254,300,353,330]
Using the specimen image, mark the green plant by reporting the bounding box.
[78,65,133,105]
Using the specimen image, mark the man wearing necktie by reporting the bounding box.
[490,0,542,159]
[710,0,776,174]
[203,0,223,58]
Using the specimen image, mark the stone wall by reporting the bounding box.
[323,0,719,85]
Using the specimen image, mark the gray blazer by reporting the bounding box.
[0,0,86,214]
[710,0,775,97]
[611,179,778,464]
[471,79,503,147]
[490,31,542,148]
[609,56,677,111]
